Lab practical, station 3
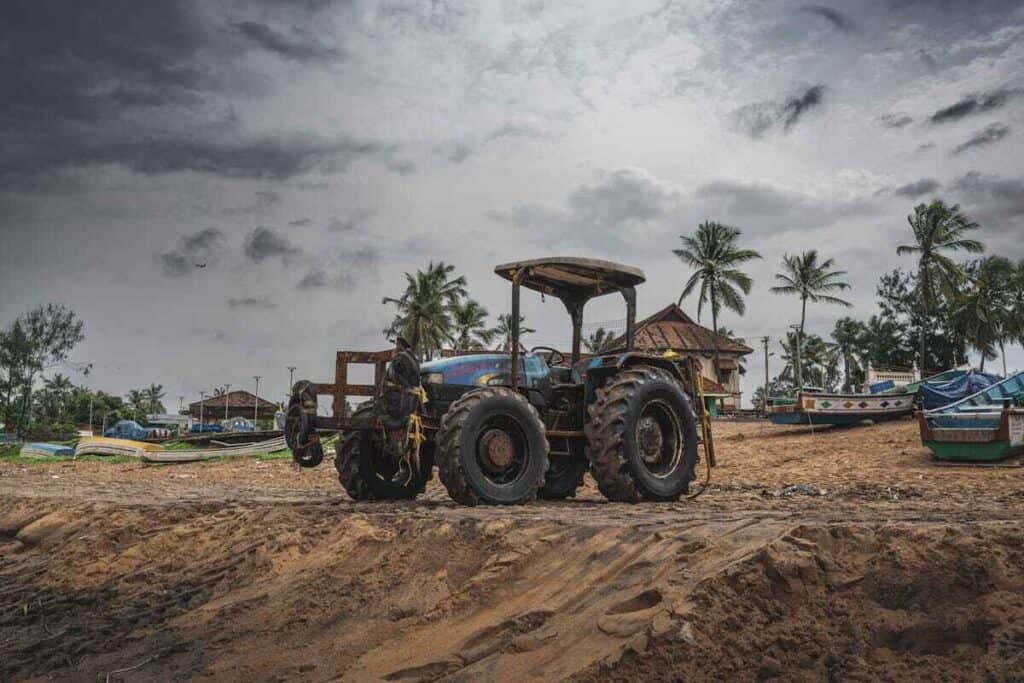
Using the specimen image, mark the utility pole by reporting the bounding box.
[199,390,206,427]
[762,336,771,417]
[88,394,94,435]
[178,396,184,412]
[253,376,262,422]
[287,366,296,393]
[224,384,231,420]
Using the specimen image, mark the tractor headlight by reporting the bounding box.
[424,373,444,384]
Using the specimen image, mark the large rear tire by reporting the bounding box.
[585,366,698,502]
[436,388,548,506]
[334,402,431,501]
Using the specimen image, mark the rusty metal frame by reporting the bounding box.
[311,349,394,430]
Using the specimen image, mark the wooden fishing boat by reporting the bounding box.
[918,371,1024,462]
[768,390,917,426]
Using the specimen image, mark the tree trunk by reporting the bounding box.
[1000,339,1007,377]
[843,352,851,392]
[16,368,35,435]
[919,263,929,376]
[711,284,720,391]
[796,297,806,389]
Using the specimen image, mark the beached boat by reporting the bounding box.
[918,371,1024,462]
[768,389,917,426]
[20,442,74,458]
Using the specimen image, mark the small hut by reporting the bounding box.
[187,391,278,423]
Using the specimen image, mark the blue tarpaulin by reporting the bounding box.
[919,371,1002,410]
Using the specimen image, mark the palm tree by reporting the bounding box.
[584,327,617,354]
[1009,260,1024,358]
[770,250,852,388]
[42,373,74,421]
[674,221,761,379]
[125,389,147,421]
[831,317,868,391]
[144,383,166,413]
[897,200,984,374]
[451,299,497,351]
[494,314,536,351]
[384,262,468,360]
[955,257,1013,373]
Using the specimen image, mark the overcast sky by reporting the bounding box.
[2,0,1023,410]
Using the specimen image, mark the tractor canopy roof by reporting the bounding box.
[494,257,645,303]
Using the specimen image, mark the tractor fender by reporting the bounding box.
[615,353,689,385]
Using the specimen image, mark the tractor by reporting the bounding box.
[285,257,715,505]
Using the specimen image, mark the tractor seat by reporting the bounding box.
[548,365,573,384]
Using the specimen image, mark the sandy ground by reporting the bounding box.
[1,419,1023,681]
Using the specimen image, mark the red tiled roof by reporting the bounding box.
[188,390,277,413]
[611,303,753,355]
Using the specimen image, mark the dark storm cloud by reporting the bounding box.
[879,113,913,129]
[228,296,277,309]
[952,123,1011,155]
[295,247,377,290]
[566,169,677,229]
[894,179,940,197]
[799,6,854,32]
[110,138,392,180]
[244,227,301,262]
[930,89,1021,124]
[159,252,192,278]
[297,268,329,289]
[157,227,228,276]
[232,21,341,63]
[735,85,826,138]
[328,208,374,233]
[951,172,1024,246]
[693,179,874,233]
[0,1,397,186]
[952,172,1024,214]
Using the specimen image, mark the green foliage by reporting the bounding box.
[383,261,467,359]
[675,221,761,333]
[451,299,498,351]
[494,314,535,351]
[896,200,984,372]
[584,326,617,354]
[0,304,85,435]
[771,250,851,388]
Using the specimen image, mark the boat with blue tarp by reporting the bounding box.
[918,371,1024,461]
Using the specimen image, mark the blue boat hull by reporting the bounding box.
[920,371,1024,461]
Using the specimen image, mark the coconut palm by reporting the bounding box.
[125,389,147,420]
[831,317,868,391]
[897,200,984,374]
[144,383,166,413]
[1010,260,1024,354]
[451,299,497,351]
[384,262,468,359]
[494,314,536,351]
[584,327,617,354]
[770,250,852,388]
[674,221,761,379]
[955,257,1014,373]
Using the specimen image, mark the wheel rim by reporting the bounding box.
[474,414,528,486]
[634,399,682,479]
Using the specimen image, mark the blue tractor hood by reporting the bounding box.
[420,353,549,388]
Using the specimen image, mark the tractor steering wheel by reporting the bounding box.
[530,346,566,367]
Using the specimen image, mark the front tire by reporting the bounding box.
[585,366,698,502]
[334,402,431,501]
[436,388,549,505]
